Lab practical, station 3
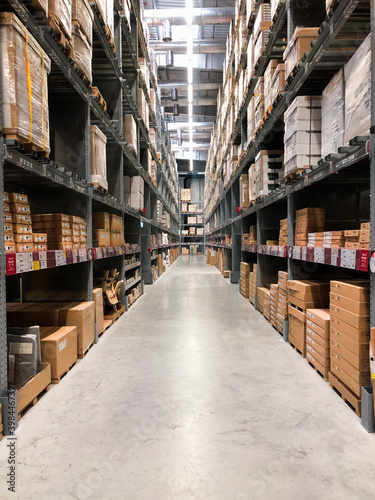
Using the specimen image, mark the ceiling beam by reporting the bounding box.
[162,98,217,106]
[167,122,214,131]
[144,7,234,26]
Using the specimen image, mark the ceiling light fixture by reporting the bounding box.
[162,19,172,42]
[173,104,179,116]
[171,88,178,101]
[166,50,174,68]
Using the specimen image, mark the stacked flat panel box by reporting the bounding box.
[306,310,331,379]
[240,262,251,298]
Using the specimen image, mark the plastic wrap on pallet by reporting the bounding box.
[71,25,92,82]
[255,150,284,198]
[254,28,270,68]
[48,0,72,38]
[0,13,51,154]
[264,60,278,112]
[123,114,137,154]
[284,96,322,138]
[344,33,371,145]
[283,27,319,81]
[106,0,114,39]
[270,63,285,106]
[90,125,108,190]
[72,0,93,45]
[247,97,255,144]
[271,0,283,20]
[321,68,345,158]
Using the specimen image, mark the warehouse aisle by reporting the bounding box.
[1,255,375,499]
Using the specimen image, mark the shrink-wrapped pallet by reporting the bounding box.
[247,97,255,144]
[344,34,371,145]
[283,27,319,81]
[71,25,92,82]
[123,114,137,154]
[0,13,51,154]
[271,0,283,20]
[94,0,114,38]
[264,59,278,112]
[72,0,93,45]
[270,63,285,106]
[90,125,108,191]
[321,68,345,158]
[254,150,284,199]
[48,0,72,38]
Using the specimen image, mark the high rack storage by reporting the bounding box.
[0,0,179,433]
[180,189,205,256]
[204,0,375,427]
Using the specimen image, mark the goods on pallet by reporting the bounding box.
[344,34,371,145]
[258,287,271,320]
[243,225,257,245]
[182,247,189,255]
[249,264,257,304]
[247,98,255,144]
[124,114,137,154]
[48,0,72,38]
[254,23,271,68]
[94,0,114,39]
[270,63,285,107]
[72,24,92,82]
[283,27,319,82]
[0,13,51,155]
[306,309,330,379]
[72,0,93,44]
[254,150,284,199]
[254,77,264,133]
[90,125,108,190]
[276,271,288,333]
[197,228,204,236]
[321,69,345,159]
[288,280,330,356]
[330,281,371,408]
[188,216,197,225]
[279,218,288,245]
[181,189,191,202]
[240,262,251,299]
[240,174,250,208]
[270,284,279,329]
[295,207,325,247]
[138,88,149,129]
[284,97,322,178]
[124,176,144,211]
[247,33,254,79]
[33,213,87,250]
[40,326,78,381]
[264,60,278,113]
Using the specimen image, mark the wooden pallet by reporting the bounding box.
[105,25,116,53]
[329,372,361,417]
[18,384,51,421]
[289,341,306,358]
[48,15,73,57]
[78,341,94,360]
[72,62,92,91]
[51,360,77,384]
[4,133,50,157]
[91,86,107,112]
[104,304,126,324]
[289,301,306,313]
[307,360,329,382]
[92,182,108,193]
[99,318,113,336]
[285,169,305,183]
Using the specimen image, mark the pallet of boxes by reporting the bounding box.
[32,213,87,250]
[240,262,251,298]
[249,264,258,305]
[270,284,279,330]
[295,208,325,247]
[288,280,329,358]
[257,287,271,321]
[305,309,331,380]
[276,271,288,335]
[329,280,371,416]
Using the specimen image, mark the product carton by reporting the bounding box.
[59,302,95,357]
[40,326,78,381]
[93,212,110,230]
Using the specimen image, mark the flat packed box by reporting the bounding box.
[59,301,95,357]
[17,362,51,415]
[93,212,110,230]
[40,326,78,381]
[94,229,111,247]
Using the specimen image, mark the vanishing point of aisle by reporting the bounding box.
[1,256,375,500]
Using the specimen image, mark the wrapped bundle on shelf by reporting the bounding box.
[253,3,271,40]
[294,207,325,247]
[264,59,278,113]
[322,231,345,249]
[254,150,284,199]
[124,176,144,211]
[72,0,93,45]
[258,287,271,320]
[48,0,72,39]
[90,125,108,191]
[254,78,264,133]
[94,0,114,39]
[247,98,255,144]
[71,25,92,82]
[284,96,322,178]
[279,218,288,245]
[0,13,51,155]
[247,33,254,80]
[344,34,371,145]
[240,174,250,209]
[123,114,137,155]
[321,68,345,159]
[254,26,271,69]
[283,27,319,82]
[138,88,149,129]
[306,309,331,379]
[270,63,286,107]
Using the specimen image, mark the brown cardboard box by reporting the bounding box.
[306,343,328,366]
[48,242,73,250]
[12,213,32,224]
[43,227,72,236]
[16,243,34,252]
[330,338,369,371]
[33,233,48,243]
[94,229,110,247]
[306,309,330,331]
[288,304,306,323]
[14,224,32,234]
[306,332,330,357]
[40,326,78,381]
[330,320,369,344]
[330,280,369,301]
[9,192,28,204]
[330,304,370,330]
[17,362,51,414]
[329,292,369,315]
[10,203,31,214]
[93,288,104,334]
[306,320,329,340]
[32,213,70,223]
[4,234,14,244]
[289,288,329,302]
[14,233,33,243]
[4,222,13,234]
[93,212,110,230]
[330,355,370,397]
[34,243,47,251]
[59,302,95,356]
[33,221,70,230]
[7,302,68,327]
[330,327,369,357]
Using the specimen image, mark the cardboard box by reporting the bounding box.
[59,302,95,357]
[94,229,110,247]
[306,309,330,330]
[4,222,13,234]
[16,243,34,252]
[10,203,31,214]
[330,292,369,316]
[17,362,51,414]
[330,304,370,330]
[9,192,28,204]
[15,233,33,243]
[32,213,70,223]
[330,317,369,343]
[330,351,370,393]
[330,337,369,371]
[306,331,330,356]
[40,326,78,381]
[93,212,110,230]
[331,326,369,357]
[306,342,329,366]
[330,280,369,301]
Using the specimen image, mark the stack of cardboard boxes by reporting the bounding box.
[279,218,288,245]
[124,176,144,212]
[240,174,250,209]
[258,287,271,320]
[276,271,288,334]
[4,193,35,252]
[181,189,191,202]
[249,264,258,304]
[240,262,251,299]
[243,225,257,245]
[72,0,94,84]
[254,150,284,199]
[306,223,371,250]
[283,28,319,82]
[329,280,371,410]
[295,208,325,247]
[288,280,329,357]
[270,284,279,329]
[90,125,108,191]
[306,309,331,379]
[92,212,124,247]
[33,214,87,251]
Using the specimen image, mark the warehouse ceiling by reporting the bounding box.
[143,0,235,175]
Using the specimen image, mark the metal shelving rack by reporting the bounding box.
[179,201,205,255]
[0,0,180,432]
[205,0,374,426]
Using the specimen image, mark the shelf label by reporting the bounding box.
[358,250,369,272]
[292,247,301,260]
[6,254,16,276]
[331,248,339,267]
[55,250,66,266]
[341,257,356,270]
[79,249,87,262]
[72,249,78,264]
[314,248,325,264]
[33,261,40,271]
[341,248,356,260]
[301,247,307,261]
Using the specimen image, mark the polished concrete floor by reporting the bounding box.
[1,255,375,499]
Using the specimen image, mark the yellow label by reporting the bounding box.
[33,261,40,271]
[371,374,375,379]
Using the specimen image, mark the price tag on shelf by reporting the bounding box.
[314,248,325,264]
[301,247,307,261]
[79,249,87,262]
[341,249,356,260]
[293,247,301,260]
[55,250,66,267]
[72,249,79,264]
[359,250,369,272]
[6,254,16,276]
[341,257,356,270]
[331,248,339,267]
